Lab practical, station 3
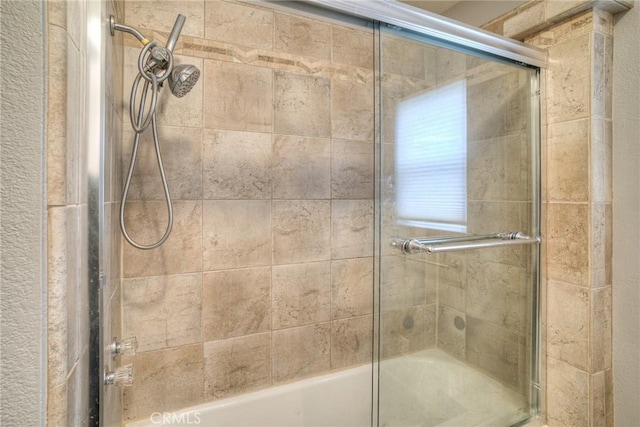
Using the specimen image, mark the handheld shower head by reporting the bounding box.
[168,64,200,98]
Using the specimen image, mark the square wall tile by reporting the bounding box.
[331,315,373,369]
[274,71,331,138]
[591,286,612,372]
[547,203,589,286]
[122,126,203,200]
[122,273,202,352]
[437,305,465,360]
[122,345,204,421]
[272,135,330,199]
[274,13,331,60]
[546,357,589,427]
[468,137,505,201]
[381,305,435,359]
[205,1,273,50]
[331,200,373,259]
[331,258,373,319]
[203,200,271,270]
[331,139,374,199]
[272,323,330,383]
[547,119,589,202]
[204,333,271,400]
[381,36,426,80]
[547,280,589,371]
[467,75,508,141]
[332,25,373,69]
[122,201,202,277]
[204,60,273,133]
[125,0,204,38]
[203,130,272,199]
[202,267,271,341]
[273,200,331,264]
[331,78,374,141]
[272,262,331,329]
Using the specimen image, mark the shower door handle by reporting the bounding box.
[392,231,540,255]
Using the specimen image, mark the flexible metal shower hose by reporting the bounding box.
[120,42,174,250]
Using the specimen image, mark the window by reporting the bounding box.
[395,80,467,233]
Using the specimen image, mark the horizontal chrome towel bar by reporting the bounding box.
[392,232,540,255]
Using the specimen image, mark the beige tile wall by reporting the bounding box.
[120,1,375,421]
[485,2,621,425]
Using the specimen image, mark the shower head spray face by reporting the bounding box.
[168,64,200,98]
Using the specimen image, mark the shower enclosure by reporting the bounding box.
[89,0,544,425]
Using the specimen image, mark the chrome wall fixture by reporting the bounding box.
[393,232,541,255]
[111,14,201,250]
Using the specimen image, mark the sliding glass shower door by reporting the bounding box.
[376,23,540,427]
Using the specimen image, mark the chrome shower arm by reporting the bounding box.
[109,15,150,45]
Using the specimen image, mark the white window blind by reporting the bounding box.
[395,80,468,233]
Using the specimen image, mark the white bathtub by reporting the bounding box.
[127,349,532,427]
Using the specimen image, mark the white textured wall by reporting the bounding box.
[0,1,46,425]
[612,2,640,426]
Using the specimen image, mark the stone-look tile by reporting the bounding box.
[125,0,204,38]
[274,71,331,138]
[202,268,271,341]
[331,315,373,369]
[331,139,374,199]
[122,273,202,352]
[547,203,589,286]
[203,200,271,270]
[547,34,590,123]
[122,201,202,277]
[547,280,589,371]
[332,25,373,69]
[591,370,607,427]
[466,316,523,389]
[382,36,426,80]
[205,1,273,49]
[592,118,613,203]
[202,130,272,199]
[506,72,530,133]
[466,260,528,335]
[331,258,373,319]
[591,287,612,372]
[331,200,373,259]
[272,200,330,264]
[546,357,589,427]
[502,1,545,39]
[47,26,67,206]
[272,135,330,199]
[48,208,68,387]
[204,60,273,132]
[122,126,203,200]
[438,305,466,360]
[506,133,531,201]
[438,257,466,313]
[468,137,505,201]
[380,256,427,311]
[380,81,406,142]
[547,119,589,202]
[381,305,435,359]
[272,323,330,383]
[48,0,67,27]
[274,13,331,61]
[272,262,330,329]
[594,33,613,120]
[591,203,612,288]
[544,0,588,26]
[123,345,204,421]
[467,75,507,141]
[604,369,614,427]
[47,383,67,426]
[436,48,466,83]
[331,78,374,141]
[204,333,271,400]
[65,207,81,372]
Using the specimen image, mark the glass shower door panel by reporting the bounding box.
[378,26,538,427]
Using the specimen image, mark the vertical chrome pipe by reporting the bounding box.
[165,14,186,52]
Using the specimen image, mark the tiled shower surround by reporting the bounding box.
[120,1,375,421]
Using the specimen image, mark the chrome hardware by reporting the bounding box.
[110,336,138,358]
[393,231,540,255]
[104,364,134,387]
